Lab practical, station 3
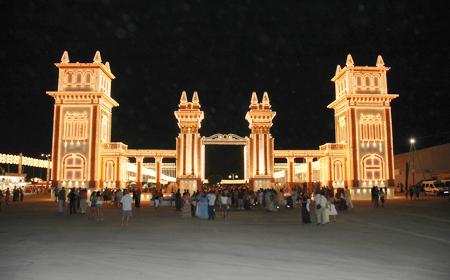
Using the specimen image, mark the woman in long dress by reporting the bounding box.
[301,194,311,224]
[195,192,209,219]
[181,191,191,218]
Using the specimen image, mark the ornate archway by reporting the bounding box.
[201,133,249,182]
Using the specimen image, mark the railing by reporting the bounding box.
[101,142,128,151]
[319,143,346,151]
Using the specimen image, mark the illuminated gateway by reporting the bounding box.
[47,51,397,199]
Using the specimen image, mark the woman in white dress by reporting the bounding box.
[321,195,330,224]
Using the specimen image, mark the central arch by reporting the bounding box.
[201,134,249,182]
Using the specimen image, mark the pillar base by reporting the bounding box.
[250,178,274,191]
[177,178,200,194]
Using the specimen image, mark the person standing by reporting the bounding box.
[371,186,379,208]
[329,197,338,223]
[344,186,353,209]
[300,193,311,224]
[116,189,123,208]
[79,188,87,214]
[207,191,217,220]
[405,185,409,200]
[57,187,66,214]
[134,188,141,208]
[120,190,133,226]
[95,191,104,221]
[379,188,385,208]
[181,191,191,218]
[88,191,97,220]
[0,189,3,211]
[68,188,77,215]
[314,191,324,225]
[190,191,197,217]
[195,192,208,219]
[175,189,182,211]
[220,191,229,218]
[5,188,10,206]
[19,188,24,202]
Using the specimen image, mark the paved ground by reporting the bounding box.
[0,195,449,280]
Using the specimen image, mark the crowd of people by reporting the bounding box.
[0,186,25,211]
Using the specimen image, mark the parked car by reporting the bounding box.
[421,180,448,196]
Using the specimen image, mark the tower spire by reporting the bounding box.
[93,51,102,63]
[179,90,188,106]
[335,65,341,76]
[105,61,111,71]
[250,91,258,107]
[346,54,354,67]
[376,55,385,67]
[192,91,200,105]
[60,51,69,64]
[262,91,271,107]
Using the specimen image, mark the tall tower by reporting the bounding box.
[328,54,398,188]
[174,91,204,192]
[47,51,118,189]
[245,91,276,189]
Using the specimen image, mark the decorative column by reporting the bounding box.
[174,91,204,193]
[136,156,143,187]
[287,157,295,192]
[306,157,313,192]
[245,91,276,190]
[155,156,163,192]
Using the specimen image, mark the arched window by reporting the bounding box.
[356,76,361,86]
[76,73,82,83]
[105,160,115,182]
[67,72,73,83]
[85,73,91,84]
[374,76,379,87]
[333,160,343,181]
[63,112,88,141]
[365,76,371,87]
[362,155,383,180]
[63,154,86,181]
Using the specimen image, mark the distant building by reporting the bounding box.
[394,143,450,187]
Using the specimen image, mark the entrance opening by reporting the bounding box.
[205,145,244,183]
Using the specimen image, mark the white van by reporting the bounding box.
[421,180,447,195]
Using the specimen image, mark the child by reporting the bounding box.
[329,197,338,223]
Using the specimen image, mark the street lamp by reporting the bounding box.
[228,173,238,179]
[408,138,416,188]
[41,153,51,191]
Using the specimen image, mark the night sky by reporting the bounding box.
[2,1,449,166]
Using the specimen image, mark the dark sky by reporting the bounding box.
[1,1,449,161]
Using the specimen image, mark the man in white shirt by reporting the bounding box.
[206,191,217,220]
[120,190,133,226]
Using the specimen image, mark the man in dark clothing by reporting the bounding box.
[371,186,379,208]
[175,189,182,211]
[68,188,77,215]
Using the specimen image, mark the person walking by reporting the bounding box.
[57,187,66,214]
[207,191,217,220]
[120,189,133,226]
[300,193,311,224]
